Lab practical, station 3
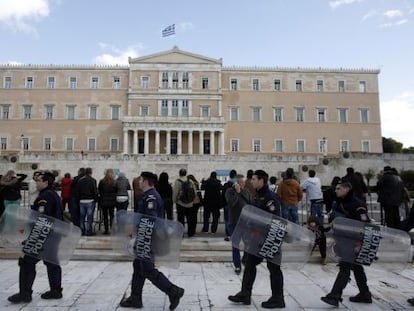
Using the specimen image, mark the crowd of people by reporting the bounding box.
[0,165,413,308]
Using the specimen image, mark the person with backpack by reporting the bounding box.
[173,168,197,237]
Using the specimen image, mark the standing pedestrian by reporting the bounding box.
[98,169,117,234]
[77,167,98,236]
[155,172,174,220]
[116,172,131,211]
[201,171,223,234]
[301,170,324,225]
[277,168,302,224]
[120,171,184,310]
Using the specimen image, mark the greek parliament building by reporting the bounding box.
[0,46,382,161]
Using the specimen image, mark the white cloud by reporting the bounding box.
[361,9,378,22]
[396,19,408,25]
[329,0,361,9]
[378,19,408,28]
[92,43,143,65]
[381,91,414,147]
[0,0,50,34]
[383,9,403,18]
[178,22,195,31]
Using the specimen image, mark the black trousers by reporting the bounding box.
[101,205,115,232]
[330,261,369,299]
[382,204,401,229]
[241,253,284,299]
[202,204,220,233]
[176,204,197,237]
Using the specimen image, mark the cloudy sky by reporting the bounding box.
[1,0,413,147]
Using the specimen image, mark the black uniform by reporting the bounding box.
[17,186,63,300]
[322,190,372,306]
[229,183,285,308]
[121,178,184,310]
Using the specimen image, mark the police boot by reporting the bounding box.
[120,295,143,308]
[8,291,32,304]
[349,292,372,303]
[167,284,184,310]
[321,294,342,307]
[41,287,63,299]
[228,292,251,305]
[261,296,285,309]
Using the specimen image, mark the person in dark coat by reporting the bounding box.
[341,167,367,202]
[98,169,117,234]
[201,171,223,234]
[155,172,173,220]
[69,167,85,227]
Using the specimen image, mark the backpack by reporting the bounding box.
[177,180,195,204]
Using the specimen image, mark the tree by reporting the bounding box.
[382,137,403,153]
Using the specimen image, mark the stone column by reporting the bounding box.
[144,130,149,154]
[177,130,182,155]
[218,131,225,155]
[133,130,138,154]
[123,130,129,154]
[199,130,204,155]
[188,130,193,155]
[166,130,171,155]
[210,131,215,155]
[155,130,160,154]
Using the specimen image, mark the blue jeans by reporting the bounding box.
[310,201,324,225]
[80,201,96,234]
[282,204,299,224]
[228,223,241,268]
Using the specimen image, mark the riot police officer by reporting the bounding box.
[228,169,285,308]
[8,171,64,303]
[120,171,185,310]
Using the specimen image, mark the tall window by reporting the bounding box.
[359,81,366,93]
[69,76,77,89]
[140,106,149,116]
[23,106,32,119]
[110,138,119,152]
[89,106,97,120]
[318,138,327,154]
[182,72,189,89]
[201,106,210,117]
[172,72,178,88]
[67,105,76,120]
[113,76,121,89]
[182,100,189,117]
[297,140,305,153]
[295,80,302,92]
[141,76,149,89]
[252,79,260,91]
[88,138,96,151]
[91,77,99,89]
[22,137,29,150]
[338,108,348,123]
[1,105,10,119]
[44,137,52,151]
[252,107,261,121]
[360,108,369,123]
[1,137,7,150]
[202,77,209,89]
[230,107,239,121]
[66,137,74,151]
[46,105,53,119]
[338,80,345,92]
[362,140,370,152]
[274,108,283,122]
[230,78,238,90]
[171,100,179,116]
[340,140,349,152]
[295,107,304,122]
[317,108,326,122]
[111,106,120,120]
[317,80,324,92]
[26,77,34,89]
[47,76,55,89]
[161,100,168,116]
[274,79,281,91]
[162,72,168,88]
[275,139,283,152]
[253,139,261,152]
[231,139,239,152]
[4,76,12,88]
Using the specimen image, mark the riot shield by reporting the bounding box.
[328,217,411,271]
[112,210,184,268]
[231,205,315,268]
[0,207,81,265]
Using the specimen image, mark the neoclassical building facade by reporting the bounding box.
[0,46,382,157]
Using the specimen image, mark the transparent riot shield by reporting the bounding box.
[328,217,411,272]
[0,207,81,265]
[231,205,315,269]
[112,210,184,269]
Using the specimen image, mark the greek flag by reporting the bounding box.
[162,24,175,37]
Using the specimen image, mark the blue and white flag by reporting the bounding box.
[162,24,175,37]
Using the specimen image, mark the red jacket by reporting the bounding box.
[60,177,72,199]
